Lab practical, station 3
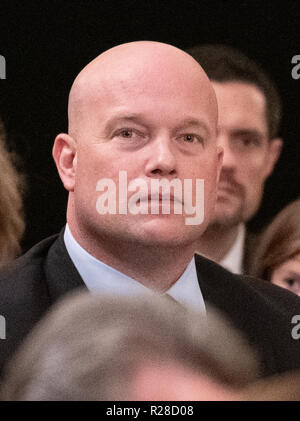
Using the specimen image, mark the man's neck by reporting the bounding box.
[67,222,196,293]
[196,223,241,263]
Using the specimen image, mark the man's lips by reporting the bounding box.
[218,181,239,195]
[146,194,182,204]
[141,193,183,204]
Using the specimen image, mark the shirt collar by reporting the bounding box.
[64,224,206,313]
[220,223,246,274]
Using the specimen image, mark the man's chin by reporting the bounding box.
[134,217,203,247]
[211,205,244,228]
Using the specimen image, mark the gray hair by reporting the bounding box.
[1,291,259,400]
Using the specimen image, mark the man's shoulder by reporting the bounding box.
[0,234,62,323]
[0,234,60,296]
[195,253,300,375]
[0,234,61,373]
[195,252,300,315]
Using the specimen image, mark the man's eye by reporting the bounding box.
[240,137,259,147]
[242,138,254,146]
[119,129,133,138]
[114,128,146,145]
[285,278,295,287]
[182,134,202,144]
[184,134,194,143]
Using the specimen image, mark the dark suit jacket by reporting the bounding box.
[0,229,300,378]
[243,230,259,275]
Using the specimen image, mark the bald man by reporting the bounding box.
[0,42,299,379]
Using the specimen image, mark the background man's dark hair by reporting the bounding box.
[187,44,281,139]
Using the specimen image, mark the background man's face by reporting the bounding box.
[72,63,221,247]
[211,81,280,227]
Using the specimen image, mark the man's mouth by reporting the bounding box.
[141,193,182,204]
[218,181,237,195]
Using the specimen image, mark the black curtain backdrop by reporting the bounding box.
[0,0,299,251]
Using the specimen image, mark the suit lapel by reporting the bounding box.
[194,253,278,375]
[243,230,258,275]
[44,228,86,303]
[195,252,255,331]
[194,253,225,303]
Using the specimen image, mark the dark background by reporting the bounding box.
[0,0,299,251]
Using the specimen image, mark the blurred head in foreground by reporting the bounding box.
[251,199,300,296]
[0,117,25,267]
[243,370,300,401]
[1,292,258,401]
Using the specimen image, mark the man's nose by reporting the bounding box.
[217,134,236,171]
[145,136,177,178]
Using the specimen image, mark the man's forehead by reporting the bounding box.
[68,41,218,132]
[212,81,268,132]
[71,42,213,100]
[212,81,266,110]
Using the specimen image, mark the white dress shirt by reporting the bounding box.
[64,224,206,314]
[220,223,246,274]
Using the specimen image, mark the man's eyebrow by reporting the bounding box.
[104,114,148,131]
[174,118,210,136]
[229,128,264,138]
[104,115,211,136]
[285,271,300,278]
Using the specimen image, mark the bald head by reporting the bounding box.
[53,40,223,270]
[68,41,218,138]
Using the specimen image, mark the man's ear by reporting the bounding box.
[52,133,77,192]
[263,138,283,178]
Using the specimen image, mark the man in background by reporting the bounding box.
[187,45,282,274]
